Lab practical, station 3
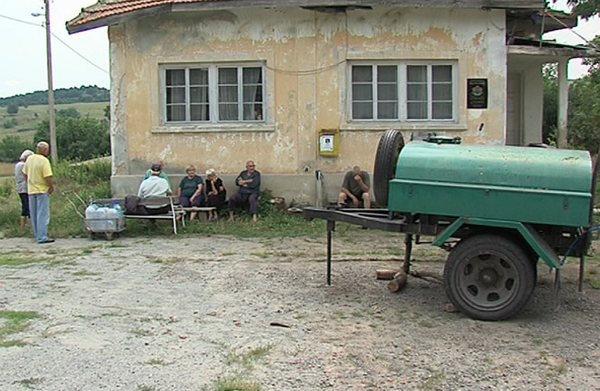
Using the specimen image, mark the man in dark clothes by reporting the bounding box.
[338,166,371,209]
[228,160,261,222]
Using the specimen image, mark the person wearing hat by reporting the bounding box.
[14,149,34,228]
[143,160,169,183]
[138,163,173,214]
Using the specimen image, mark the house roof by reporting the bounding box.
[66,0,546,34]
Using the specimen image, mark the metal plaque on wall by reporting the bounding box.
[467,78,488,109]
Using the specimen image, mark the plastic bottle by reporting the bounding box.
[112,200,124,217]
[85,203,98,220]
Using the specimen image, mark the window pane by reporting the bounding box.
[219,86,238,103]
[407,84,427,101]
[377,66,397,82]
[433,102,453,119]
[377,85,397,101]
[190,68,208,85]
[166,69,185,86]
[243,85,262,102]
[352,66,372,83]
[432,84,452,101]
[407,102,427,119]
[243,104,263,120]
[190,87,208,104]
[353,102,373,119]
[166,87,185,104]
[243,67,262,84]
[377,102,397,119]
[166,105,185,121]
[190,104,209,121]
[219,68,237,84]
[432,65,452,82]
[219,104,238,121]
[353,85,373,101]
[407,66,427,82]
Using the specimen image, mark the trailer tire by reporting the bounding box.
[373,129,405,207]
[443,234,536,321]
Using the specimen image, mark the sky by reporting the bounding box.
[0,0,598,99]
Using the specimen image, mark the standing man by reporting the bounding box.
[23,141,54,244]
[338,166,371,209]
[228,160,261,222]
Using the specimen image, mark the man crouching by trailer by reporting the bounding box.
[338,166,371,209]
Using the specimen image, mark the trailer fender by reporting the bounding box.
[433,217,561,269]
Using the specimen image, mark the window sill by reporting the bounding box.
[339,122,467,132]
[152,123,276,134]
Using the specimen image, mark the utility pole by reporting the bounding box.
[44,0,57,163]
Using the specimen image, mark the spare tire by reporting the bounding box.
[373,129,405,207]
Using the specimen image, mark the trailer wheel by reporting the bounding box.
[373,129,405,207]
[443,234,536,321]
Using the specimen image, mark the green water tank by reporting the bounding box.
[388,142,593,227]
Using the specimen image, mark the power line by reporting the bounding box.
[0,12,109,74]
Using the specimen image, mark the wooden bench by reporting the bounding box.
[181,206,217,222]
[95,197,186,234]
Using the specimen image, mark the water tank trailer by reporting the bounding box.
[304,129,596,321]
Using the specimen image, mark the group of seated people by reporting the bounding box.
[137,160,261,222]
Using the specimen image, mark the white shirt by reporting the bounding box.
[138,176,171,199]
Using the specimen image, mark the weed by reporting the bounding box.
[12,377,45,389]
[227,344,273,369]
[0,255,47,267]
[72,269,99,276]
[137,385,159,391]
[129,328,152,337]
[419,369,445,390]
[212,375,262,391]
[0,310,40,347]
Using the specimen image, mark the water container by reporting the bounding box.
[112,201,124,217]
[85,203,99,220]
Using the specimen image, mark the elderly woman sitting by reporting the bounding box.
[204,168,227,221]
[177,165,205,220]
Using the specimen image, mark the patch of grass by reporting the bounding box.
[0,255,47,267]
[12,377,45,389]
[129,328,152,337]
[137,385,159,391]
[419,369,445,390]
[141,358,170,366]
[0,310,40,347]
[585,273,600,289]
[227,344,273,369]
[145,256,186,264]
[212,375,262,391]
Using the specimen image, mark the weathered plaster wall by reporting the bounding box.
[109,6,508,203]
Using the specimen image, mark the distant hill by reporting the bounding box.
[0,85,109,107]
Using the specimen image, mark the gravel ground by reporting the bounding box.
[0,231,599,391]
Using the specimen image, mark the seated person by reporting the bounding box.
[338,166,371,209]
[178,165,205,221]
[228,160,261,223]
[143,160,169,182]
[205,168,227,221]
[137,163,173,215]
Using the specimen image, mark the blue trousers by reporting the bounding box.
[28,193,50,243]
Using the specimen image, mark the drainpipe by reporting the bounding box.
[557,58,569,148]
[315,170,324,207]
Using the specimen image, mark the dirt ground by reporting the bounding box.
[0,231,599,391]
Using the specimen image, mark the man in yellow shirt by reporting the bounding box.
[23,141,54,244]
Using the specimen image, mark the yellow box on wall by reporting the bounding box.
[319,129,339,157]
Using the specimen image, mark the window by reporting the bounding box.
[163,64,265,124]
[350,63,455,121]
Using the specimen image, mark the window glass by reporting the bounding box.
[163,64,265,124]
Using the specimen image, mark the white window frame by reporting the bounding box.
[160,63,266,125]
[348,61,457,122]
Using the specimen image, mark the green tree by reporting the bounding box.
[542,64,558,144]
[565,0,600,19]
[0,136,31,162]
[34,113,110,161]
[6,105,18,115]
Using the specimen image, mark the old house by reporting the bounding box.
[66,0,597,205]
